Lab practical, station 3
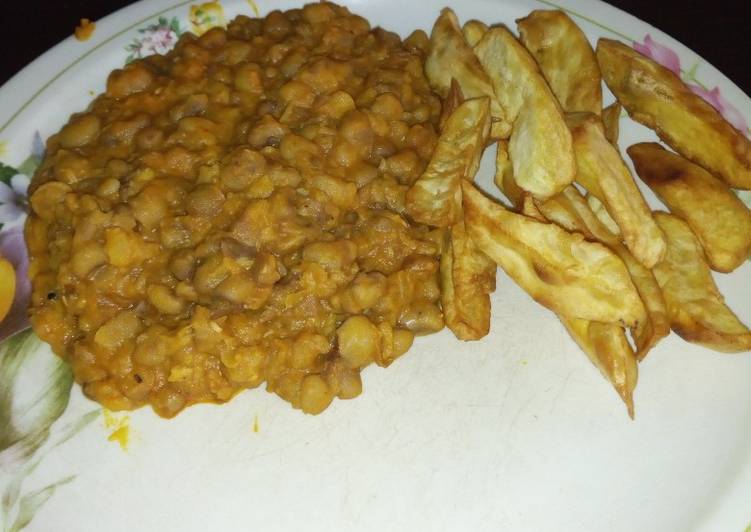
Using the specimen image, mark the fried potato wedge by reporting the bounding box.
[516,10,602,115]
[462,19,488,47]
[653,212,751,352]
[586,194,620,236]
[494,141,548,222]
[560,317,637,417]
[462,181,644,326]
[439,78,465,132]
[626,264,670,361]
[539,189,640,411]
[493,140,523,207]
[629,142,751,273]
[441,221,497,340]
[474,26,575,200]
[426,9,510,139]
[538,186,669,360]
[520,195,546,220]
[406,97,491,227]
[602,102,621,145]
[597,38,751,190]
[567,112,666,268]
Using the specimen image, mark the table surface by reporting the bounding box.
[0,1,749,97]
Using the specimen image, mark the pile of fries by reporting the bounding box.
[409,8,751,416]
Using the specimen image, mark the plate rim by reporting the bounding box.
[0,1,749,531]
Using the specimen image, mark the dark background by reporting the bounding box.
[1,1,750,95]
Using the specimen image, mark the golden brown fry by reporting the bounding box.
[653,212,751,352]
[491,111,666,358]
[567,112,666,268]
[467,171,646,398]
[439,78,464,132]
[538,186,669,360]
[528,185,640,409]
[534,190,585,232]
[406,97,491,227]
[462,19,488,47]
[493,141,543,221]
[630,295,669,361]
[441,221,497,340]
[538,187,642,409]
[462,181,644,326]
[516,9,602,115]
[586,194,620,236]
[426,9,510,139]
[520,195,546,220]
[495,141,562,220]
[629,142,751,273]
[493,140,524,208]
[474,26,575,200]
[602,102,622,145]
[597,38,751,190]
[560,317,637,417]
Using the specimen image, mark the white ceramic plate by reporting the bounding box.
[1,1,750,531]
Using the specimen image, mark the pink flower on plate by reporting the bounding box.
[688,84,749,133]
[141,27,178,56]
[633,34,681,75]
[125,17,182,64]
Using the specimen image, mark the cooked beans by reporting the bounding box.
[27,2,442,417]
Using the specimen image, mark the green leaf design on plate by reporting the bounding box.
[681,61,709,91]
[0,163,17,184]
[7,475,75,532]
[15,155,40,179]
[684,61,699,80]
[0,331,73,466]
[1,409,98,532]
[170,17,183,36]
[2,469,26,529]
[48,410,99,450]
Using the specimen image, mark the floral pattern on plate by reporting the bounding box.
[124,16,184,64]
[0,331,100,532]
